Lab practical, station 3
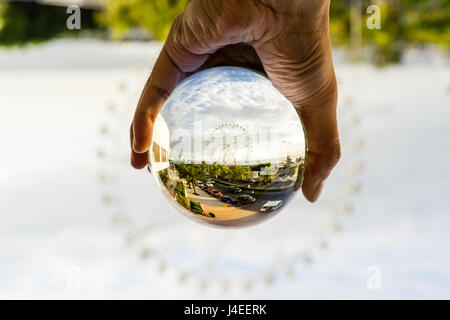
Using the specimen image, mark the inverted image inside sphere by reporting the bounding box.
[149,67,306,228]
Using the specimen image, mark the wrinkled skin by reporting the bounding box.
[130,0,340,202]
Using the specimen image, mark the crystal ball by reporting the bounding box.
[149,66,306,228]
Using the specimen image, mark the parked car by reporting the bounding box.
[228,186,242,194]
[206,183,214,188]
[260,200,283,213]
[221,196,238,205]
[200,185,208,191]
[212,190,223,198]
[238,194,256,204]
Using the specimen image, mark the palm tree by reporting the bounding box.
[259,165,275,186]
[185,165,200,195]
[200,161,209,177]
[259,174,274,186]
[175,163,188,180]
[209,163,223,179]
[228,165,251,182]
[228,165,239,181]
[242,166,251,180]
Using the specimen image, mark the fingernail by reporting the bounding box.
[130,153,137,168]
[133,142,144,154]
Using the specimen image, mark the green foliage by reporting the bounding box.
[98,0,450,64]
[208,163,223,179]
[159,169,169,184]
[0,2,64,46]
[249,163,271,171]
[330,0,450,65]
[259,175,273,186]
[98,0,190,40]
[220,165,231,177]
[190,200,204,214]
[2,0,449,65]
[0,2,98,47]
[175,163,188,180]
[214,178,289,192]
[228,165,251,182]
[175,163,201,194]
[199,161,209,177]
[259,165,274,186]
[174,181,185,197]
[176,193,190,209]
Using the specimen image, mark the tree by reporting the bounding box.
[330,0,450,65]
[184,165,200,195]
[174,181,185,197]
[228,165,251,182]
[176,194,190,209]
[221,165,231,179]
[259,165,275,186]
[199,161,209,178]
[159,170,169,184]
[98,0,450,64]
[208,163,223,179]
[175,163,189,180]
[98,0,190,41]
[2,0,449,64]
[190,201,204,215]
[0,2,100,47]
[259,175,274,186]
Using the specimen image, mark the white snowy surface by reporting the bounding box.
[0,40,449,299]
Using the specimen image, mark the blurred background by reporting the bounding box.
[0,0,449,299]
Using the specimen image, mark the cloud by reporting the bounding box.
[161,67,306,163]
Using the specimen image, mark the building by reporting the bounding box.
[247,171,260,180]
[151,114,170,173]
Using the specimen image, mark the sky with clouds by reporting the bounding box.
[161,67,305,164]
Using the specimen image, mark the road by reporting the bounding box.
[181,180,296,227]
[206,181,295,213]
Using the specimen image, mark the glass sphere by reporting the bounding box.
[149,66,306,228]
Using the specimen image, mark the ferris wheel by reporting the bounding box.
[204,123,253,165]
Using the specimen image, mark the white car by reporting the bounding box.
[206,183,214,188]
[260,200,283,213]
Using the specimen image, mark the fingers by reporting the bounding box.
[130,125,149,169]
[252,5,340,202]
[299,91,341,202]
[130,47,180,169]
[130,8,227,168]
[130,3,265,169]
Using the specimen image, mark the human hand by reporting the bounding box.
[130,0,340,202]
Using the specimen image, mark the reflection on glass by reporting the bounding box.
[149,67,306,228]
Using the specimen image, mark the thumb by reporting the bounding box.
[299,90,341,202]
